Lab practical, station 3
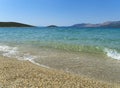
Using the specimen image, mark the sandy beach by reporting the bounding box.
[0,56,119,88]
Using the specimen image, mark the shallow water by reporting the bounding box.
[0,27,120,83]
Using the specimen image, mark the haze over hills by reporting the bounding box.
[0,22,34,27]
[72,21,120,28]
[46,21,120,28]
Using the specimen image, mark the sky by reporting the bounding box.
[0,0,120,26]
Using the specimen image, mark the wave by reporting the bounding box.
[0,45,34,60]
[0,44,119,66]
[37,42,120,60]
[0,45,18,57]
[104,48,120,60]
[36,42,104,54]
[0,45,50,68]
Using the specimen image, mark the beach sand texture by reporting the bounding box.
[0,56,119,88]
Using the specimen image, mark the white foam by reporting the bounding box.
[17,53,50,68]
[0,45,35,60]
[0,45,18,57]
[104,48,120,60]
[0,45,50,68]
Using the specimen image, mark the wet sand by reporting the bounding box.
[33,48,120,84]
[0,56,119,88]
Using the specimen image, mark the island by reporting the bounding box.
[0,22,34,27]
[47,25,58,28]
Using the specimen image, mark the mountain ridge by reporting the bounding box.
[72,21,120,28]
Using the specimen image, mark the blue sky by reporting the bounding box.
[0,0,120,26]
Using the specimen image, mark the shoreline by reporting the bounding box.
[0,56,119,88]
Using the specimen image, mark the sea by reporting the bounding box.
[0,27,120,83]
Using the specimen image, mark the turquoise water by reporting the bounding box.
[0,27,120,83]
[0,27,120,59]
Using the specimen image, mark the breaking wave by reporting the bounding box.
[0,45,50,68]
[0,44,119,66]
[104,48,120,60]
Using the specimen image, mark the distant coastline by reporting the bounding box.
[46,21,120,28]
[1,21,120,28]
[0,22,34,27]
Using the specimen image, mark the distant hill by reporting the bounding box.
[47,25,58,28]
[0,22,34,27]
[72,21,120,28]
